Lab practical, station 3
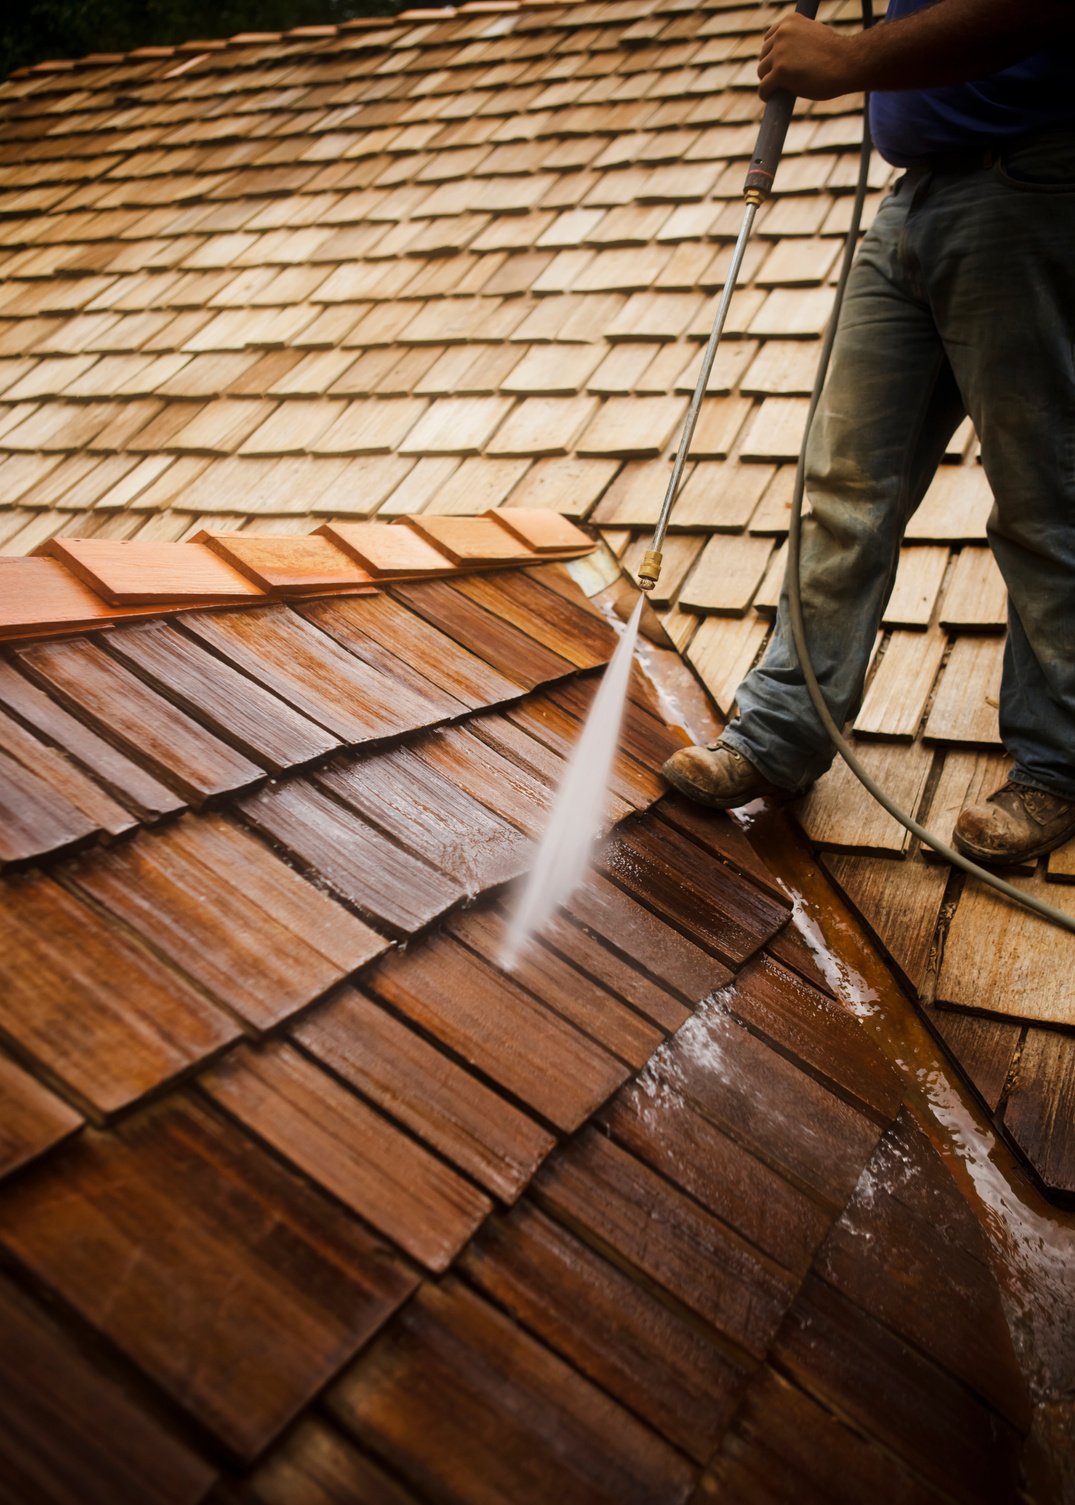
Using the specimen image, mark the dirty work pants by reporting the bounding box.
[721,130,1075,800]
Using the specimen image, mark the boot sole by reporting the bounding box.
[661,762,790,811]
[953,825,1075,867]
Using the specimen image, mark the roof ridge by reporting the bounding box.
[0,511,597,643]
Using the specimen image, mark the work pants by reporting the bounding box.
[721,129,1075,800]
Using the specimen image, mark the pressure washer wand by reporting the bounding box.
[637,0,820,592]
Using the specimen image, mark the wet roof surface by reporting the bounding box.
[0,0,1070,1198]
[0,559,1035,1502]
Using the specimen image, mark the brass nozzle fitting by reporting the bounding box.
[637,548,662,592]
[744,187,766,207]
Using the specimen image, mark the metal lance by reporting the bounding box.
[637,0,820,591]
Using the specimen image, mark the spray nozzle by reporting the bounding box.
[637,549,662,591]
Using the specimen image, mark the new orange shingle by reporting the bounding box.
[44,537,265,605]
[196,531,376,595]
[404,514,537,566]
[489,507,592,555]
[318,520,454,577]
[0,556,122,638]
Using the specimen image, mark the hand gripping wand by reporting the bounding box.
[637,0,820,593]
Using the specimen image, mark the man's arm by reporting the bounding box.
[759,0,1075,101]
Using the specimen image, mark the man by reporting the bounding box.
[662,0,1075,865]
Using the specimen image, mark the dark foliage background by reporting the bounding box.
[1,0,418,81]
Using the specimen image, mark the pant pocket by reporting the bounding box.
[995,132,1075,192]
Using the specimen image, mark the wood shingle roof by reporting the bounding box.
[0,1,1072,1494]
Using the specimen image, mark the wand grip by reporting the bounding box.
[743,0,821,200]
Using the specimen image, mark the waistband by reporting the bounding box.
[901,126,1069,176]
[902,145,997,175]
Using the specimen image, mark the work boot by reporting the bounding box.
[661,739,788,809]
[953,780,1075,865]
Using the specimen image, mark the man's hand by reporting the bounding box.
[759,0,1075,101]
[758,14,860,101]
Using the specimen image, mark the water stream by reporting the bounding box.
[501,594,644,972]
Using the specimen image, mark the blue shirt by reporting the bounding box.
[868,0,1075,167]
